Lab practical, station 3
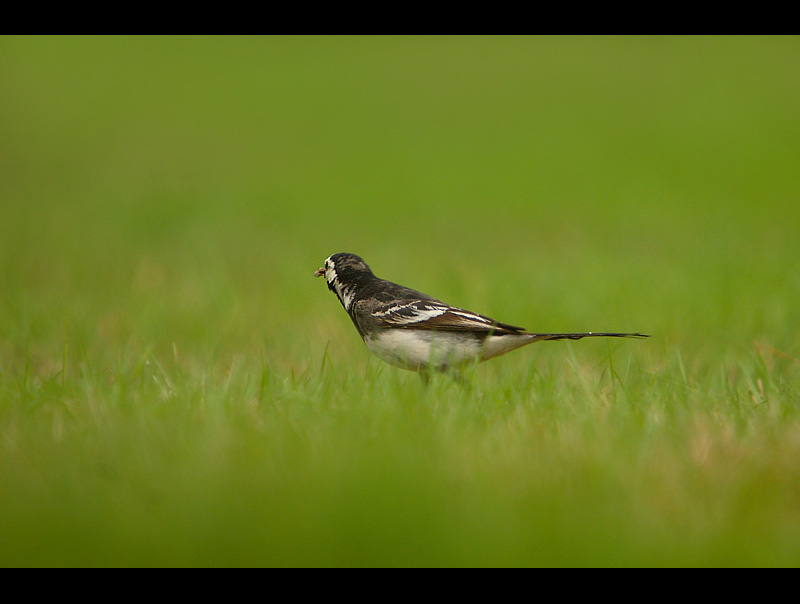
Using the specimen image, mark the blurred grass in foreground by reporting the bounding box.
[1,36,799,566]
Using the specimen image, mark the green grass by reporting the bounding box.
[1,35,800,567]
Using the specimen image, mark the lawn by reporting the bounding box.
[1,35,799,567]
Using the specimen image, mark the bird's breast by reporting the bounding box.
[365,330,481,370]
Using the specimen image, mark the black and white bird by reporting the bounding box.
[315,252,647,372]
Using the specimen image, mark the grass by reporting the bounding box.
[1,35,800,567]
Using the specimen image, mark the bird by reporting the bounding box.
[315,252,648,372]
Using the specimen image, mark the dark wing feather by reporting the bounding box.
[373,300,527,335]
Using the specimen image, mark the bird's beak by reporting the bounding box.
[314,266,325,278]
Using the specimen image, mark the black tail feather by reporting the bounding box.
[529,332,649,341]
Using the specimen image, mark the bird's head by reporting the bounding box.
[315,253,374,311]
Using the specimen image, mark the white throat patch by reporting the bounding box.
[327,266,355,311]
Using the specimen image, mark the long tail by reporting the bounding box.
[528,332,649,342]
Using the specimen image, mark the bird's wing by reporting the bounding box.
[372,300,527,335]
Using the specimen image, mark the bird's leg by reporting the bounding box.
[418,368,431,386]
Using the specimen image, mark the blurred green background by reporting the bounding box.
[1,35,799,567]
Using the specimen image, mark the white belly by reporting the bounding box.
[365,329,534,371]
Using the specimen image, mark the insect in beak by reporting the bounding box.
[314,266,325,277]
